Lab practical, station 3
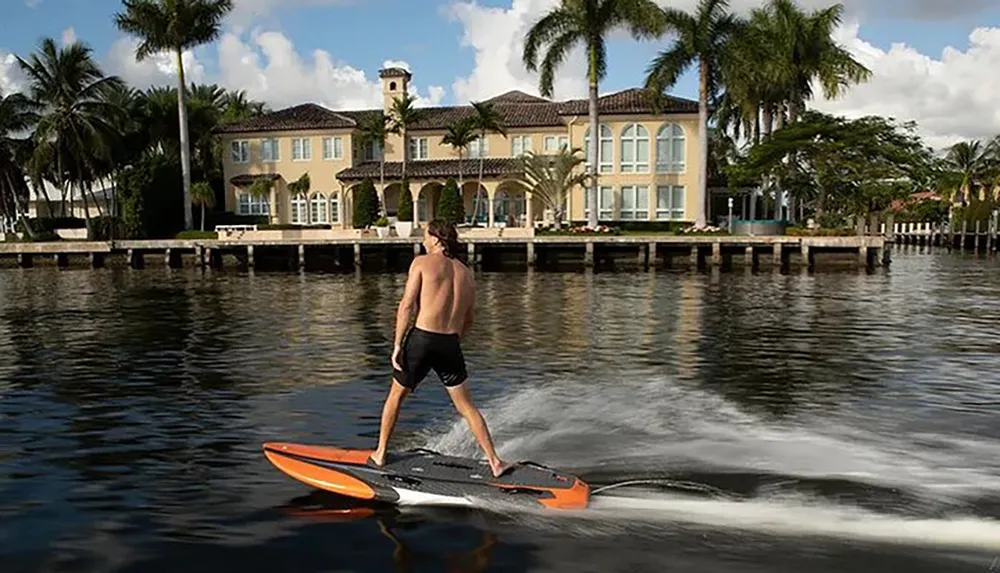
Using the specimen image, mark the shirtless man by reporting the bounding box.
[369,219,510,478]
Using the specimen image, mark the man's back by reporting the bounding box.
[414,253,473,335]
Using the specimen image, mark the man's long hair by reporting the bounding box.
[426,219,462,259]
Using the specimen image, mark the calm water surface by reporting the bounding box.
[1,250,999,572]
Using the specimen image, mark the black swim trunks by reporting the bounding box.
[393,327,468,390]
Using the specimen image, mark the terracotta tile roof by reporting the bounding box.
[216,88,699,136]
[558,88,699,116]
[230,173,281,186]
[214,103,357,134]
[486,90,551,104]
[336,158,523,182]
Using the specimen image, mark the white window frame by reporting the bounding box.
[467,136,488,159]
[511,135,532,156]
[656,123,685,173]
[656,185,686,220]
[409,137,429,160]
[544,135,569,152]
[620,124,649,173]
[238,193,270,215]
[584,186,614,221]
[323,136,344,160]
[230,140,249,163]
[291,137,311,161]
[290,192,307,224]
[310,192,328,224]
[619,185,649,220]
[584,124,613,174]
[260,138,279,162]
[330,192,340,223]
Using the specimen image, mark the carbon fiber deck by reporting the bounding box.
[276,447,578,504]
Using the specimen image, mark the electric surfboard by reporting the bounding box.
[263,442,590,510]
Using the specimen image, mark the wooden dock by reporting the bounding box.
[0,235,889,273]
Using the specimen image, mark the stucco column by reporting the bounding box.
[412,195,419,224]
[270,187,278,224]
[488,187,495,227]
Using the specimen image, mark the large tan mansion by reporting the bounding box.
[216,66,702,231]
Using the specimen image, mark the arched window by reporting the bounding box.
[656,123,685,173]
[330,192,340,223]
[310,192,328,224]
[493,190,526,225]
[620,124,649,173]
[583,124,613,174]
[290,192,307,224]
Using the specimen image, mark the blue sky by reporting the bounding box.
[3,0,1000,146]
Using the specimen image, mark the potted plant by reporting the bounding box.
[375,216,390,238]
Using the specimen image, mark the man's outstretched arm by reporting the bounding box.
[394,258,422,349]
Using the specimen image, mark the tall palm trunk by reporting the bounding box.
[379,151,386,218]
[586,46,599,229]
[175,46,193,230]
[696,59,709,228]
[474,128,486,226]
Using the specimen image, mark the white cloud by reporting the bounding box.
[104,37,206,89]
[0,52,26,95]
[60,27,77,47]
[811,21,1000,150]
[25,0,42,7]
[446,0,588,104]
[213,29,445,110]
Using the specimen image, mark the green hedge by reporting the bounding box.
[175,230,218,239]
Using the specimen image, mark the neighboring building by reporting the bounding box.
[215,66,702,229]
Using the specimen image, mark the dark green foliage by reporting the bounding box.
[114,152,184,239]
[87,216,126,240]
[397,179,413,222]
[352,178,380,228]
[437,178,464,224]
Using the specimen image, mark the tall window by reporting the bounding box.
[260,138,279,162]
[330,192,340,223]
[511,135,532,156]
[584,124,613,173]
[230,140,248,163]
[409,137,429,160]
[290,193,307,224]
[620,124,649,173]
[656,123,685,172]
[310,193,328,224]
[363,140,382,161]
[467,137,488,158]
[585,186,613,220]
[292,138,311,161]
[656,185,685,220]
[620,185,649,220]
[323,137,343,160]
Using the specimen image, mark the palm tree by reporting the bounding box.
[190,180,215,231]
[17,37,124,223]
[357,112,393,216]
[388,92,425,191]
[523,0,665,229]
[760,0,871,125]
[0,90,40,236]
[440,117,477,189]
[515,147,590,228]
[644,0,743,229]
[113,0,234,230]
[469,101,506,226]
[945,140,993,205]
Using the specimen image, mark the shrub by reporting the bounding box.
[397,179,413,222]
[352,178,380,228]
[437,178,464,224]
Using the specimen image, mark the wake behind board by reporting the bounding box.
[263,442,590,510]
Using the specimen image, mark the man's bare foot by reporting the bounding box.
[489,459,512,478]
[369,451,385,467]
